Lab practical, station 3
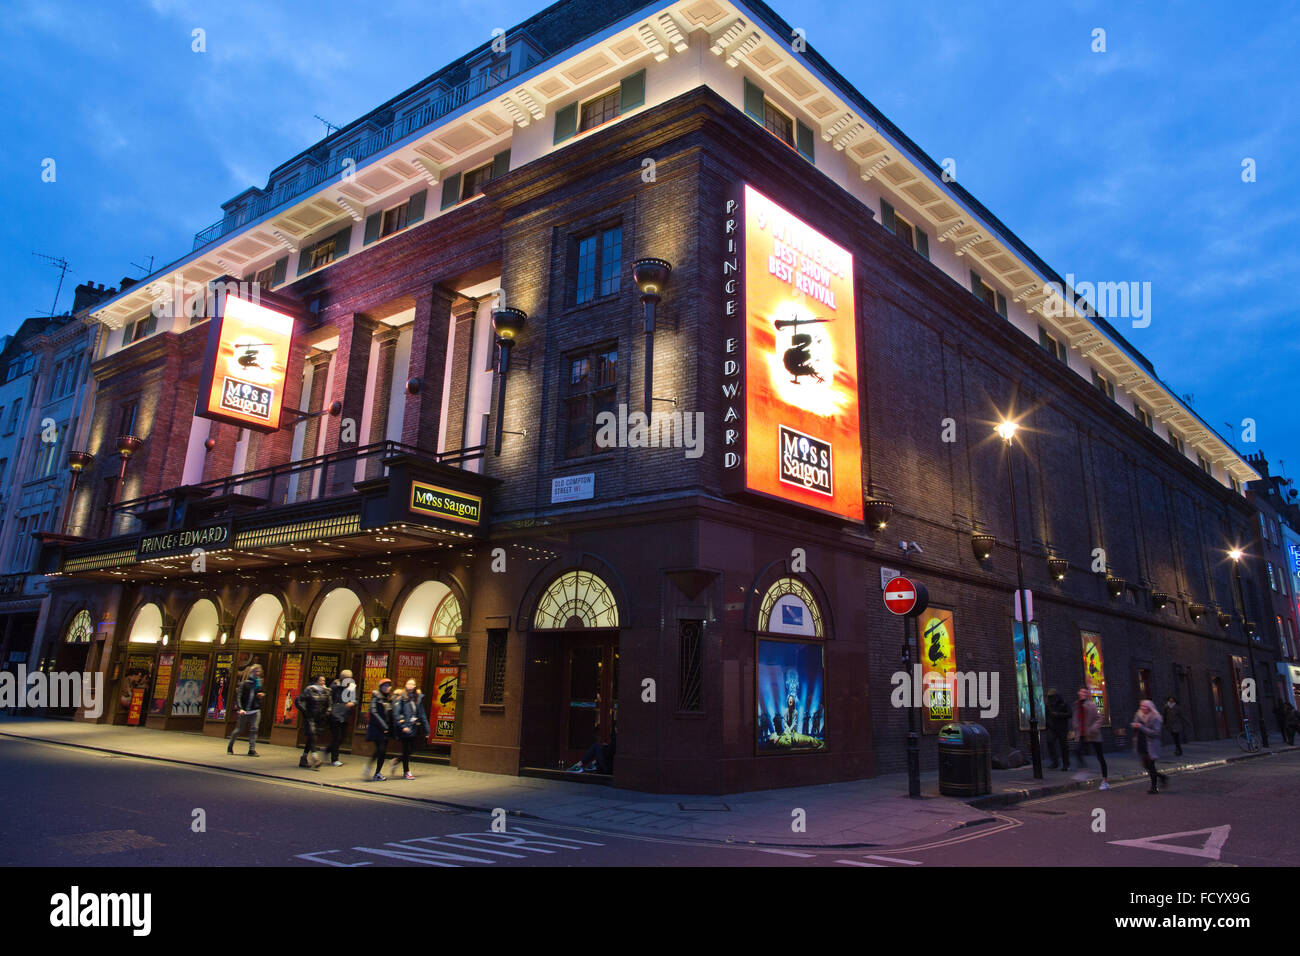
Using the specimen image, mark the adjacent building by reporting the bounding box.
[28,0,1279,792]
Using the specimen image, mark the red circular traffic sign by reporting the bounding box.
[884,576,920,615]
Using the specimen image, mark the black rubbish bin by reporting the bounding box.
[937,722,992,796]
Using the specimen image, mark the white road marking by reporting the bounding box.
[1108,825,1231,860]
[835,859,884,867]
[759,848,815,858]
[864,854,922,865]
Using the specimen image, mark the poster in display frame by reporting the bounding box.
[207,652,234,721]
[275,652,304,727]
[358,651,390,734]
[150,650,177,716]
[122,653,154,725]
[171,653,209,718]
[918,607,958,733]
[755,636,827,755]
[432,664,459,743]
[1079,630,1111,727]
[1013,621,1046,732]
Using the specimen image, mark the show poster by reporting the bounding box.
[310,651,342,686]
[276,652,303,727]
[150,650,177,716]
[1013,622,1046,732]
[432,665,458,742]
[207,652,233,720]
[358,651,390,734]
[1080,631,1110,727]
[394,651,427,691]
[920,608,958,733]
[171,654,208,717]
[195,291,295,432]
[742,184,862,522]
[120,653,154,724]
[756,638,826,754]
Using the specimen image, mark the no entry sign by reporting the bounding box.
[884,576,928,616]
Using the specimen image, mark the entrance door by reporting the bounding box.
[1211,677,1229,737]
[561,635,618,768]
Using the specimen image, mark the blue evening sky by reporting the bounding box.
[2,1,1296,474]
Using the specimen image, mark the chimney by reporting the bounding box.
[71,281,117,315]
[119,276,138,291]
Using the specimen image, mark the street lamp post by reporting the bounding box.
[1229,549,1269,747]
[632,257,672,416]
[997,421,1043,779]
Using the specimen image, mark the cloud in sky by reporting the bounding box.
[2,0,1297,460]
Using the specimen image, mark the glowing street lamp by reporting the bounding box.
[1228,547,1268,746]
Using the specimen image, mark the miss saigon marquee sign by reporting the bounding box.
[409,481,482,526]
[722,184,863,521]
[195,288,296,432]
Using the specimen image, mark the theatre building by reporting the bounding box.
[36,0,1272,792]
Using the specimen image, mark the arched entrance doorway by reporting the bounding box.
[50,610,94,716]
[530,570,621,771]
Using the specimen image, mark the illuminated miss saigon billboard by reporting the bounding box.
[742,185,863,521]
[195,288,296,432]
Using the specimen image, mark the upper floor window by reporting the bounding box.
[574,225,622,306]
[363,192,427,246]
[1135,405,1153,430]
[881,200,929,260]
[1197,453,1212,475]
[742,78,814,163]
[1168,429,1184,455]
[1038,325,1068,364]
[1230,475,1242,495]
[580,88,621,133]
[123,312,156,345]
[554,70,645,145]
[969,269,1007,318]
[5,399,22,434]
[440,152,510,210]
[1268,562,1278,591]
[252,257,287,292]
[1090,368,1115,402]
[117,400,138,438]
[563,345,617,458]
[296,224,353,278]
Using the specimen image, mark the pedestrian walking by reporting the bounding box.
[1045,688,1071,770]
[1073,687,1108,789]
[1273,699,1296,747]
[1132,699,1169,794]
[226,664,265,757]
[389,679,430,780]
[365,678,395,781]
[295,674,331,769]
[1163,695,1186,756]
[1285,703,1299,746]
[327,669,357,766]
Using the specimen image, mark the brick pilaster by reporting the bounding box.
[400,286,456,454]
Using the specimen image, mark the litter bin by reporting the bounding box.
[937,722,991,796]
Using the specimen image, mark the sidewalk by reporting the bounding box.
[2,716,1294,848]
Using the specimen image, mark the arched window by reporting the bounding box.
[128,603,163,644]
[533,570,620,630]
[394,581,463,643]
[65,610,93,644]
[179,599,219,643]
[240,594,284,642]
[311,588,363,640]
[757,577,823,637]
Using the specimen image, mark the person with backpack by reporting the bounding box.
[295,674,331,769]
[226,664,265,757]
[327,669,357,766]
[389,678,430,780]
[365,677,395,781]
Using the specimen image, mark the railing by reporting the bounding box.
[112,441,485,522]
[192,67,520,251]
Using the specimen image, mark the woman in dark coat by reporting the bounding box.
[365,678,395,781]
[391,679,431,779]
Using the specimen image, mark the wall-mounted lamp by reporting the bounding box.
[864,495,894,531]
[161,631,170,646]
[632,257,672,415]
[219,629,229,645]
[1047,556,1069,582]
[287,629,297,644]
[971,532,996,562]
[1188,603,1205,623]
[1106,575,1125,600]
[1217,610,1232,629]
[1152,591,1170,611]
[61,451,94,535]
[491,307,528,455]
[405,377,422,396]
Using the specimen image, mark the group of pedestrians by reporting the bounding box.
[224,666,429,781]
[1042,687,1182,794]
